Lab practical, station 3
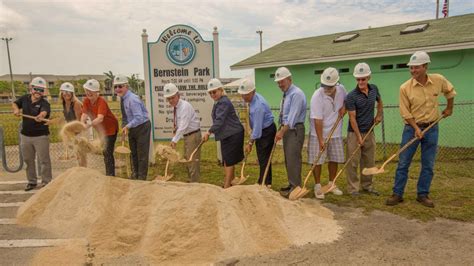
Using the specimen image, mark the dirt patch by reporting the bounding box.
[16,167,341,264]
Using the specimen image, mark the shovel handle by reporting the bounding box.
[21,114,50,122]
[261,141,277,186]
[188,140,204,162]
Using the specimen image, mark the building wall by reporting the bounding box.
[254,49,474,147]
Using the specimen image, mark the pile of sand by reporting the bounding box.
[17,167,342,264]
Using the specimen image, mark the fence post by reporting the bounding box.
[382,116,387,161]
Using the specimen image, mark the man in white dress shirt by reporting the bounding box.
[164,83,202,182]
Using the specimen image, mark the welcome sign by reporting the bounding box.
[144,25,215,139]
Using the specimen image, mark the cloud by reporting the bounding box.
[0,2,30,36]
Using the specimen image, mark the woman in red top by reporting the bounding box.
[80,79,118,176]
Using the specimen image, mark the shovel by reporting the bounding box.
[232,151,250,186]
[289,115,343,201]
[362,116,443,176]
[180,140,204,163]
[321,122,377,195]
[21,114,61,126]
[155,160,174,181]
[260,141,278,187]
[115,134,131,154]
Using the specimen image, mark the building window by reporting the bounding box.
[400,23,429,35]
[333,33,359,43]
[270,74,275,79]
[314,70,324,75]
[396,63,408,69]
[23,82,29,86]
[48,82,54,88]
[339,68,349,73]
[381,64,394,70]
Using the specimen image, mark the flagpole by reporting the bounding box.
[436,0,439,19]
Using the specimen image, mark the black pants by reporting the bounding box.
[256,123,276,185]
[104,133,117,176]
[128,121,151,180]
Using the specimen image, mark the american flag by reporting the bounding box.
[442,0,449,18]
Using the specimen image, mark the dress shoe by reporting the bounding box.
[362,188,380,196]
[417,195,434,208]
[386,194,404,206]
[25,183,37,191]
[279,185,292,192]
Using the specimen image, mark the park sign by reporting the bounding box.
[142,25,216,140]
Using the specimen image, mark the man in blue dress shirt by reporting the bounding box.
[274,67,307,198]
[114,74,151,180]
[238,79,276,186]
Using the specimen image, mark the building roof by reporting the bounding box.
[231,13,474,70]
[0,74,107,82]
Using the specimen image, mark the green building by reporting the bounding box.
[231,13,474,147]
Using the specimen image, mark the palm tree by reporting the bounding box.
[128,74,144,95]
[103,71,115,93]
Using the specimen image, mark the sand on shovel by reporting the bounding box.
[154,144,182,162]
[17,167,342,265]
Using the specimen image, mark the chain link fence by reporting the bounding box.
[1,101,473,174]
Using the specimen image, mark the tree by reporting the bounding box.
[103,71,115,92]
[127,74,144,95]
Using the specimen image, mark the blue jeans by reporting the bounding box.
[393,124,439,197]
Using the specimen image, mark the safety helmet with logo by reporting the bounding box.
[353,63,371,78]
[207,78,223,92]
[407,51,431,66]
[60,82,75,93]
[113,74,128,86]
[320,67,339,87]
[274,67,292,82]
[83,79,100,92]
[237,79,256,95]
[30,77,47,88]
[163,83,179,98]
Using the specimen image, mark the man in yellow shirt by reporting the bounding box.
[386,51,456,208]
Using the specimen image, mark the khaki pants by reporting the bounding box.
[345,131,376,193]
[184,131,201,182]
[20,134,52,185]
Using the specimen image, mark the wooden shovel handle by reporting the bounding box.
[380,116,443,169]
[261,142,277,186]
[188,140,204,161]
[21,114,50,122]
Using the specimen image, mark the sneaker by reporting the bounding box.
[362,188,380,196]
[386,194,404,206]
[416,195,435,208]
[25,183,37,191]
[314,184,324,200]
[331,186,343,196]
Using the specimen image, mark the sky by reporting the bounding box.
[1,0,473,79]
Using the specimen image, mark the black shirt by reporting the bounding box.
[345,84,381,133]
[14,94,51,136]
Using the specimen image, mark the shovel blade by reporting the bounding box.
[320,184,333,195]
[288,186,302,200]
[362,167,384,176]
[232,175,249,185]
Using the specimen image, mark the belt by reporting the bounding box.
[416,121,436,128]
[183,129,200,137]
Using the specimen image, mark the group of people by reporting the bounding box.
[12,51,455,208]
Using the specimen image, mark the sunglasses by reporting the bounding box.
[32,87,45,93]
[208,90,218,95]
[114,84,125,89]
[356,78,367,81]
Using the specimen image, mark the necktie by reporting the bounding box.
[278,92,286,125]
[120,97,128,128]
[173,107,177,133]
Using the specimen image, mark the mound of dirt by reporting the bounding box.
[154,144,181,162]
[17,167,341,264]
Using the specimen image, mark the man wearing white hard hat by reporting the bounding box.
[203,78,245,188]
[114,74,151,180]
[80,79,119,176]
[274,67,307,198]
[308,67,347,199]
[238,79,276,186]
[386,51,456,208]
[12,77,52,191]
[345,62,383,197]
[164,83,202,182]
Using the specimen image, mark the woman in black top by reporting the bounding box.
[203,78,244,188]
[59,82,82,122]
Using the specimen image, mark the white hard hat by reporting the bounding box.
[407,51,431,66]
[113,74,128,85]
[274,67,292,82]
[60,82,75,93]
[353,63,371,78]
[320,67,339,87]
[207,78,223,92]
[163,83,179,98]
[237,79,256,95]
[83,79,100,92]
[30,77,47,88]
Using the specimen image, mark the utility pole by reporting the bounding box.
[2,37,16,100]
[436,0,439,19]
[256,30,263,53]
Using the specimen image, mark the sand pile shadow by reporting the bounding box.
[17,167,342,264]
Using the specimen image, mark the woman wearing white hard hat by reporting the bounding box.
[80,79,119,176]
[60,82,82,122]
[202,78,245,188]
